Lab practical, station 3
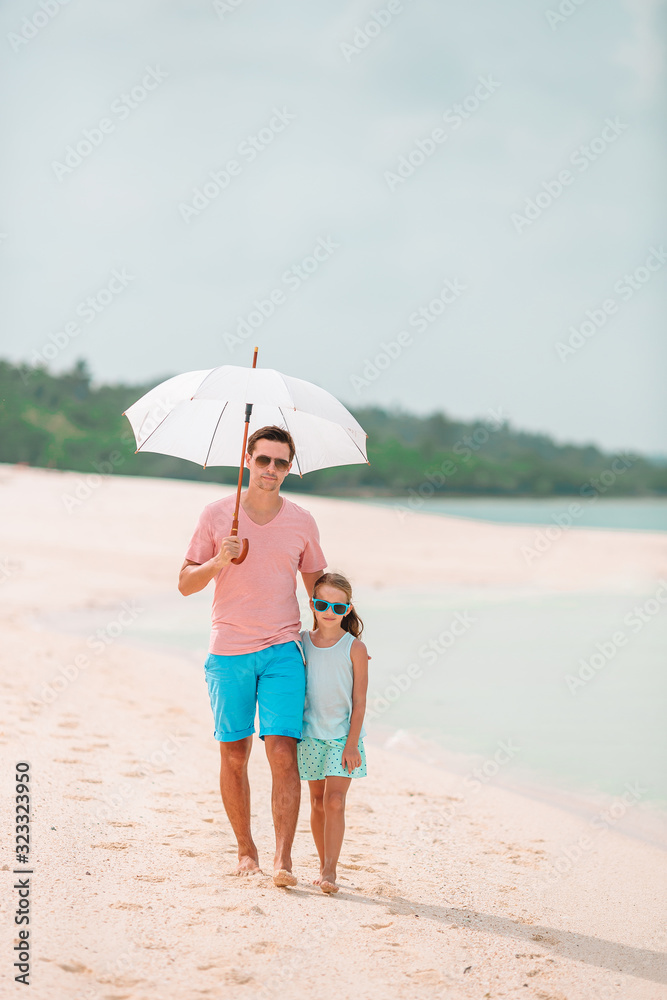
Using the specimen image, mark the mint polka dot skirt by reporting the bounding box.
[297,736,367,780]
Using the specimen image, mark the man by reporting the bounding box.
[178,425,326,887]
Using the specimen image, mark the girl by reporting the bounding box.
[297,572,368,894]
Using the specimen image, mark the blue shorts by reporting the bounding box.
[204,641,305,743]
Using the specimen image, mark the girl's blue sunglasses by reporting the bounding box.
[312,598,350,615]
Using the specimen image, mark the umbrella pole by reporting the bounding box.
[230,347,258,565]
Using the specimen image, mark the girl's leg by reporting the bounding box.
[308,780,326,883]
[321,775,351,893]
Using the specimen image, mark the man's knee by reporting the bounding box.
[264,736,297,768]
[220,737,252,768]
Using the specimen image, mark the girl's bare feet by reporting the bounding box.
[312,874,322,885]
[320,870,339,893]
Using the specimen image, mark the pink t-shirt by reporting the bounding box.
[185,494,326,656]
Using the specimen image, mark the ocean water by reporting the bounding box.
[38,582,667,829]
[355,586,667,804]
[357,496,667,532]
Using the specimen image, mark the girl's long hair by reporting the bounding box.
[311,572,364,639]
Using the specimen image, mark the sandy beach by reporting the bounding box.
[2,464,666,1000]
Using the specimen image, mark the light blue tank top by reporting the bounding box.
[301,630,366,741]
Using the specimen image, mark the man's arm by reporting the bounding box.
[178,535,242,596]
[300,569,324,598]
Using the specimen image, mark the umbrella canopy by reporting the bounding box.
[123,365,368,475]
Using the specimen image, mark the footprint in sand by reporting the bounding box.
[249,940,277,954]
[64,795,96,801]
[407,969,446,985]
[226,969,253,985]
[96,975,144,987]
[109,822,137,828]
[531,933,558,945]
[136,876,166,882]
[369,882,395,897]
[57,721,79,729]
[57,962,90,973]
[91,843,129,850]
[53,759,80,764]
[110,902,143,910]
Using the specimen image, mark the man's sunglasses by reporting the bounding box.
[312,599,351,615]
[252,454,291,471]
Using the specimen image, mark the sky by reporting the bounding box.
[1,0,665,455]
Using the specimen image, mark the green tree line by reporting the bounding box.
[1,358,665,496]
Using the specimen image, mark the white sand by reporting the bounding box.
[1,465,666,1000]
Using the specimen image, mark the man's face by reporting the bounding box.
[245,439,292,493]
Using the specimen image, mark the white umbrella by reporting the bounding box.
[123,348,368,563]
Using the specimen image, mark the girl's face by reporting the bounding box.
[311,584,351,625]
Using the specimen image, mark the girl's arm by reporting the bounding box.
[342,639,369,773]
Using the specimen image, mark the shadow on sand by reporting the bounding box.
[312,888,667,985]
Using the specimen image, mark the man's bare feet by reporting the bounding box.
[320,871,338,893]
[273,868,297,887]
[235,854,262,876]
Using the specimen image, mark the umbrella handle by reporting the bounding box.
[231,537,249,564]
[229,389,255,568]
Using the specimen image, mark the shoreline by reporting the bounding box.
[372,727,667,853]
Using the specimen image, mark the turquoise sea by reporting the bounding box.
[357,495,667,532]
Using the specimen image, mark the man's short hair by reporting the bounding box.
[246,425,296,462]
